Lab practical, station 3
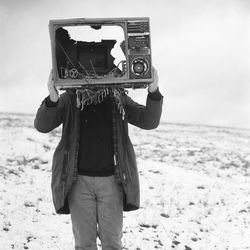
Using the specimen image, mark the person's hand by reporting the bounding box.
[148,67,159,93]
[47,70,59,102]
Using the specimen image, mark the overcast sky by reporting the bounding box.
[0,0,249,129]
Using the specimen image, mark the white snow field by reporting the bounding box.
[0,113,249,250]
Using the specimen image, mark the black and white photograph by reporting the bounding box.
[0,0,249,249]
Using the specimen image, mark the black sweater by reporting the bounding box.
[77,96,114,176]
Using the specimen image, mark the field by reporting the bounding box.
[0,113,249,250]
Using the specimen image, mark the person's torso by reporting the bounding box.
[77,96,114,176]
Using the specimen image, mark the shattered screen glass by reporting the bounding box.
[55,25,126,80]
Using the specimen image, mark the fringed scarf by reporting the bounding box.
[76,88,126,120]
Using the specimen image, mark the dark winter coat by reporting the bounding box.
[34,90,163,214]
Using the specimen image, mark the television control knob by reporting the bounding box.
[131,58,148,76]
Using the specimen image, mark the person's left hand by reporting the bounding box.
[148,67,159,93]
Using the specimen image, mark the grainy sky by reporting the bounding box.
[0,0,249,128]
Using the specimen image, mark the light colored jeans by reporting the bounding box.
[68,175,123,250]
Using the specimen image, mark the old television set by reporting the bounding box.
[49,17,153,89]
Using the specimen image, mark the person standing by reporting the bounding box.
[34,68,163,250]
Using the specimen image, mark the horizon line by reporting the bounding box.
[0,111,249,131]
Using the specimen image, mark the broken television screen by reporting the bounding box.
[55,25,126,80]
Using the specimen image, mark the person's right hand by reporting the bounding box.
[47,70,59,102]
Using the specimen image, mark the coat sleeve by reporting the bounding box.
[124,89,163,130]
[34,92,69,133]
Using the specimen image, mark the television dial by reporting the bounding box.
[131,58,148,76]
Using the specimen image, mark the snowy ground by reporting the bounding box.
[0,113,249,250]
